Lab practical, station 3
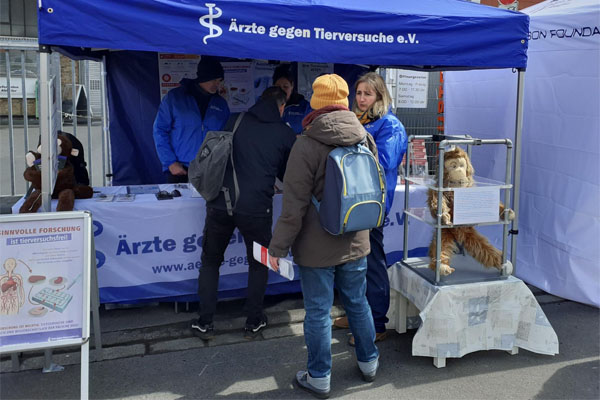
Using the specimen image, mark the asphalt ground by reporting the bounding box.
[1,293,598,400]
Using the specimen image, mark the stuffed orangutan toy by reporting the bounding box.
[427,146,514,276]
[19,134,94,213]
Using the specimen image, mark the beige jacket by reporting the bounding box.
[268,110,378,267]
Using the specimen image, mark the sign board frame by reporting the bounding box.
[0,211,92,399]
[0,211,92,353]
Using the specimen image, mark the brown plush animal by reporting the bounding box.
[427,146,514,276]
[19,134,94,213]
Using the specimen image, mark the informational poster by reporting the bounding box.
[158,54,201,99]
[297,62,333,101]
[253,62,276,102]
[395,69,429,109]
[0,77,37,99]
[0,215,87,348]
[453,186,500,225]
[221,61,255,112]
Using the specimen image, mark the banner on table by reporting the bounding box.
[13,186,433,303]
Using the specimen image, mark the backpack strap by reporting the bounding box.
[311,195,320,212]
[223,112,245,216]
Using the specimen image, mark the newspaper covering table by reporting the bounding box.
[388,262,559,366]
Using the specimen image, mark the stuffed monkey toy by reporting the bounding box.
[427,146,515,276]
[19,134,94,213]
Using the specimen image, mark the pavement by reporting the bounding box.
[1,182,599,399]
[1,288,599,399]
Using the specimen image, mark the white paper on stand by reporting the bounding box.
[453,186,499,224]
[253,242,294,280]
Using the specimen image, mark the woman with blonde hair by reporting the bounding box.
[334,72,407,346]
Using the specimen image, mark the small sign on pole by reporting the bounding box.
[0,211,93,399]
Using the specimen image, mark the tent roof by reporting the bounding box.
[38,0,529,70]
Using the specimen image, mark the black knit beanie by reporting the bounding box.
[196,56,224,83]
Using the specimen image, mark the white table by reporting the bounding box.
[387,261,559,368]
[13,184,433,303]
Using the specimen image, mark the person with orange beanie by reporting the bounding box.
[334,72,407,346]
[268,74,380,398]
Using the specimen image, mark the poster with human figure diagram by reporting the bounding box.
[0,212,90,350]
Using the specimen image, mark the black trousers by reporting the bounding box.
[198,207,272,326]
[365,225,390,333]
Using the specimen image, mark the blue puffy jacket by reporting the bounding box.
[283,93,311,134]
[153,79,230,171]
[362,110,407,214]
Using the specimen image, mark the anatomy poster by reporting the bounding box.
[0,217,86,348]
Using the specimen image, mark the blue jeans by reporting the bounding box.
[299,257,379,380]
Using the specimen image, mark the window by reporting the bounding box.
[0,0,38,37]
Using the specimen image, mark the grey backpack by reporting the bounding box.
[188,113,244,215]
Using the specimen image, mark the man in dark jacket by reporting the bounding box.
[192,87,296,340]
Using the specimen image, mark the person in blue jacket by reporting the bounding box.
[153,56,230,183]
[334,72,408,345]
[272,64,311,134]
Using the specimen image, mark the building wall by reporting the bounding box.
[480,0,543,10]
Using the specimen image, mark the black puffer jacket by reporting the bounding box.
[207,99,296,216]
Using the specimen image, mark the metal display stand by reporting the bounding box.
[401,135,514,285]
[386,135,559,369]
[0,211,98,399]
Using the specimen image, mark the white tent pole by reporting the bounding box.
[510,69,525,273]
[39,49,54,212]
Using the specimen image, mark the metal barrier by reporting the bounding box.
[1,36,112,197]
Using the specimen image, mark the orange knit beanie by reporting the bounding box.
[309,74,349,110]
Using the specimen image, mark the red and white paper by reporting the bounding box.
[252,242,294,280]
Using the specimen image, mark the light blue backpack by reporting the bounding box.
[312,142,386,235]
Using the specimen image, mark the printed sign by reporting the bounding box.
[297,62,333,101]
[0,77,37,99]
[222,61,255,112]
[158,54,201,99]
[253,62,276,103]
[0,213,90,350]
[396,69,429,109]
[453,186,500,225]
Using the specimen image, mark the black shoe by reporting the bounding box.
[191,320,214,340]
[244,318,267,339]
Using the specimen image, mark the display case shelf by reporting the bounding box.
[399,255,509,286]
[405,175,512,191]
[405,207,511,228]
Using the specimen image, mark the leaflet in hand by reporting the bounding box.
[252,242,294,281]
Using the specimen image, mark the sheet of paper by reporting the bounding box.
[453,186,500,224]
[253,242,294,281]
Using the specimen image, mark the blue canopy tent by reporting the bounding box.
[35,0,530,299]
[36,0,529,180]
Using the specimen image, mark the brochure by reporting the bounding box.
[252,242,294,280]
[127,185,160,195]
[115,194,136,202]
[95,194,115,202]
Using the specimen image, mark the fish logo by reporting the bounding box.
[199,3,223,44]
